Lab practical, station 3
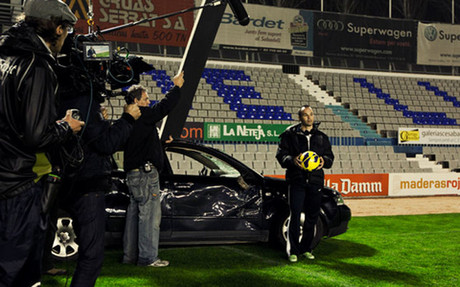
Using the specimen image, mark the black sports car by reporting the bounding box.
[52,140,351,259]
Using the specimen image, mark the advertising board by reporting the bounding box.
[398,128,460,145]
[325,174,389,198]
[417,22,460,66]
[313,12,417,62]
[66,0,195,47]
[214,4,314,56]
[204,122,289,142]
[390,173,460,196]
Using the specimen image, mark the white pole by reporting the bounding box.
[321,0,324,67]
[389,0,392,18]
[388,0,392,71]
[453,0,455,75]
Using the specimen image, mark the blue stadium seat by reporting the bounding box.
[369,87,382,94]
[198,68,292,121]
[403,110,413,117]
[376,92,390,99]
[282,113,292,120]
[385,98,399,105]
[426,86,439,92]
[418,81,460,107]
[353,77,367,83]
[417,81,430,86]
[394,104,408,111]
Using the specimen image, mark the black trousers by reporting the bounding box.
[0,183,46,287]
[286,182,322,257]
[42,202,59,272]
[64,190,106,287]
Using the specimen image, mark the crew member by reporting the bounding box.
[58,94,140,286]
[122,71,184,267]
[0,0,84,285]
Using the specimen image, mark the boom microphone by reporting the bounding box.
[226,0,250,26]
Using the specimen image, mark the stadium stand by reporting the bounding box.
[111,56,459,176]
[306,70,460,137]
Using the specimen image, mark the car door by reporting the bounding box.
[161,146,267,243]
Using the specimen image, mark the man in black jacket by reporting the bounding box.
[276,104,334,263]
[122,71,184,267]
[0,0,84,285]
[58,92,140,286]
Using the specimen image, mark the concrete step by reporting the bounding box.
[408,155,452,173]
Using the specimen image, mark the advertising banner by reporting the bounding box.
[398,127,460,145]
[65,0,195,47]
[214,4,314,56]
[390,173,460,196]
[417,22,460,66]
[313,12,417,62]
[324,174,389,198]
[204,122,289,142]
[180,122,204,140]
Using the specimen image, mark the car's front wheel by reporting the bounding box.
[272,209,324,250]
[51,217,79,261]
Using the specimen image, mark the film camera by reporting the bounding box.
[52,34,153,174]
[57,34,154,102]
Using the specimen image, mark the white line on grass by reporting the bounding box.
[220,246,354,287]
[351,229,460,240]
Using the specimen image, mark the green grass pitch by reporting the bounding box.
[43,213,460,286]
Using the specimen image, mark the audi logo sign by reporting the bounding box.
[316,19,345,32]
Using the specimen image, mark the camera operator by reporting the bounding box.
[56,86,140,286]
[122,71,184,267]
[0,0,84,285]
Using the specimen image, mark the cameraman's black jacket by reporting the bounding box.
[276,122,334,186]
[0,22,72,196]
[60,96,135,191]
[124,86,181,172]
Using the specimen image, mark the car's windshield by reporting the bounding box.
[166,147,240,177]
